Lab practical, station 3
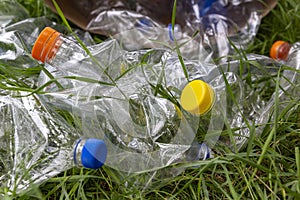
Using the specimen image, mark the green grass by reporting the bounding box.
[3,0,300,199]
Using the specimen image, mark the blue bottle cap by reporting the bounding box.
[81,138,107,169]
[199,0,218,17]
[168,24,182,41]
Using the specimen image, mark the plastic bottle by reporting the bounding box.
[268,41,300,113]
[270,41,300,94]
[44,0,277,58]
[30,27,278,178]
[181,54,280,151]
[31,27,231,176]
[0,20,107,193]
[0,91,107,194]
[0,0,95,54]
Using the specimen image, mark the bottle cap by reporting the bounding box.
[270,40,291,60]
[168,24,182,41]
[180,80,215,115]
[31,27,61,63]
[81,138,107,169]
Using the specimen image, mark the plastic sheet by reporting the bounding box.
[44,0,277,58]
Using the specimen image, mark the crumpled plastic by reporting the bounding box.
[0,7,97,194]
[0,0,286,195]
[266,43,300,120]
[0,18,79,195]
[0,0,29,28]
[0,17,218,193]
[44,0,277,58]
[37,26,283,178]
[0,90,81,194]
[37,28,226,175]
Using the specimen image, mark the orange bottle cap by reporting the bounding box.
[32,27,61,63]
[180,80,215,115]
[270,40,291,61]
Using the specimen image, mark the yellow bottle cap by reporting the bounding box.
[180,80,215,115]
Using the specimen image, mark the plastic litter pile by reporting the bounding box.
[44,0,277,58]
[0,0,299,196]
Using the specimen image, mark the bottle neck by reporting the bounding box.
[44,36,87,66]
[74,138,85,168]
[43,34,63,63]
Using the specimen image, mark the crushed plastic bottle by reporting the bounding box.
[0,15,96,94]
[31,27,228,175]
[268,41,300,113]
[3,16,95,50]
[30,27,277,177]
[44,0,277,58]
[0,0,95,54]
[270,41,300,97]
[182,52,285,151]
[0,91,107,194]
[0,15,107,193]
[270,41,300,84]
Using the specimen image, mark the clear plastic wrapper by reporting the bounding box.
[44,0,277,58]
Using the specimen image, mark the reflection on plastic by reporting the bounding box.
[0,0,29,32]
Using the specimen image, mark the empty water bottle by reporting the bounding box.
[31,27,230,175]
[30,27,277,177]
[270,41,300,93]
[0,91,107,194]
[181,54,280,151]
[268,41,300,113]
[0,21,107,194]
[44,0,277,58]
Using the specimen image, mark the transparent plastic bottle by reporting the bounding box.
[31,27,230,175]
[0,92,107,194]
[268,41,300,113]
[31,27,277,177]
[193,0,278,58]
[270,41,300,95]
[180,72,260,151]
